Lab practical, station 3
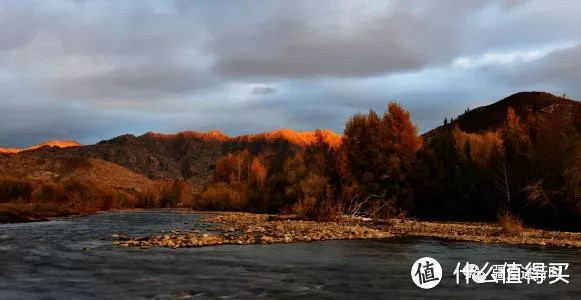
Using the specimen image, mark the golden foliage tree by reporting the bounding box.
[249,157,267,186]
[341,101,423,216]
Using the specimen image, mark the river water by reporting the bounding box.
[0,211,579,299]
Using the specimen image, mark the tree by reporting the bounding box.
[498,106,581,229]
[249,157,267,186]
[492,149,511,210]
[342,101,423,217]
[215,150,251,183]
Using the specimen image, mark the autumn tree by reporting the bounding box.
[215,150,251,183]
[342,101,423,217]
[412,125,501,221]
[249,157,267,186]
[496,106,581,229]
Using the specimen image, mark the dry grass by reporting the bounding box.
[290,198,343,221]
[0,155,155,193]
[290,197,317,217]
[498,212,525,234]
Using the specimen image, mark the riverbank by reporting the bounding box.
[113,212,581,249]
[0,202,90,223]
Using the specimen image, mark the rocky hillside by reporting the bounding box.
[23,129,341,185]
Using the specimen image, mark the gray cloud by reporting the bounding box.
[250,85,277,95]
[499,45,581,96]
[210,1,482,79]
[0,0,580,147]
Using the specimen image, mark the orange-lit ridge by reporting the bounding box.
[0,140,81,154]
[144,128,342,148]
[1,129,342,153]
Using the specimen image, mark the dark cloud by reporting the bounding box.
[50,64,217,101]
[0,0,580,146]
[210,1,483,79]
[500,45,581,96]
[250,85,277,95]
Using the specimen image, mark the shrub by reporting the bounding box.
[290,198,343,221]
[497,212,525,234]
[0,178,33,202]
[197,182,247,211]
[290,197,317,217]
[36,183,68,202]
[159,180,193,207]
[136,183,164,208]
[286,173,343,221]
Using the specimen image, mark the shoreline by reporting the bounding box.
[113,212,581,249]
[3,208,579,249]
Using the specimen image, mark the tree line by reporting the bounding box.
[199,101,581,230]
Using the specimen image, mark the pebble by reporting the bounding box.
[112,213,581,249]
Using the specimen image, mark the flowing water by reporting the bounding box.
[0,211,579,299]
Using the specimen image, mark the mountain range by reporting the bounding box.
[1,92,579,188]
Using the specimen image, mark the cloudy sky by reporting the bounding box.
[1,0,580,147]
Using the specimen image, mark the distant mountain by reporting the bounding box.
[8,92,577,186]
[424,92,581,139]
[0,140,81,154]
[22,129,341,185]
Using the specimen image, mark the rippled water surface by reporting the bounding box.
[0,211,579,299]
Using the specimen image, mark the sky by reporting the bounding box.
[1,0,580,147]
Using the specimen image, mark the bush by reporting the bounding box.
[159,180,193,207]
[290,197,317,217]
[0,178,33,203]
[36,183,67,202]
[136,183,163,208]
[197,182,248,211]
[290,198,342,221]
[286,173,343,221]
[497,212,525,234]
[0,176,149,221]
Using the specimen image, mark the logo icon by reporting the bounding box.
[411,257,442,289]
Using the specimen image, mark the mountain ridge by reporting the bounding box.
[424,91,581,139]
[19,128,341,185]
[0,140,81,154]
[3,92,579,186]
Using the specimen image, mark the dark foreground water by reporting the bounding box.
[0,211,579,299]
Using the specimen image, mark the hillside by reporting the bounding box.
[7,92,578,186]
[0,140,81,154]
[424,92,581,139]
[0,154,154,193]
[24,129,341,185]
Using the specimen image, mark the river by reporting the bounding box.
[0,211,579,299]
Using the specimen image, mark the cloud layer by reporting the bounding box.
[0,0,580,147]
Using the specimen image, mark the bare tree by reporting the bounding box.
[523,179,557,212]
[493,157,511,210]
